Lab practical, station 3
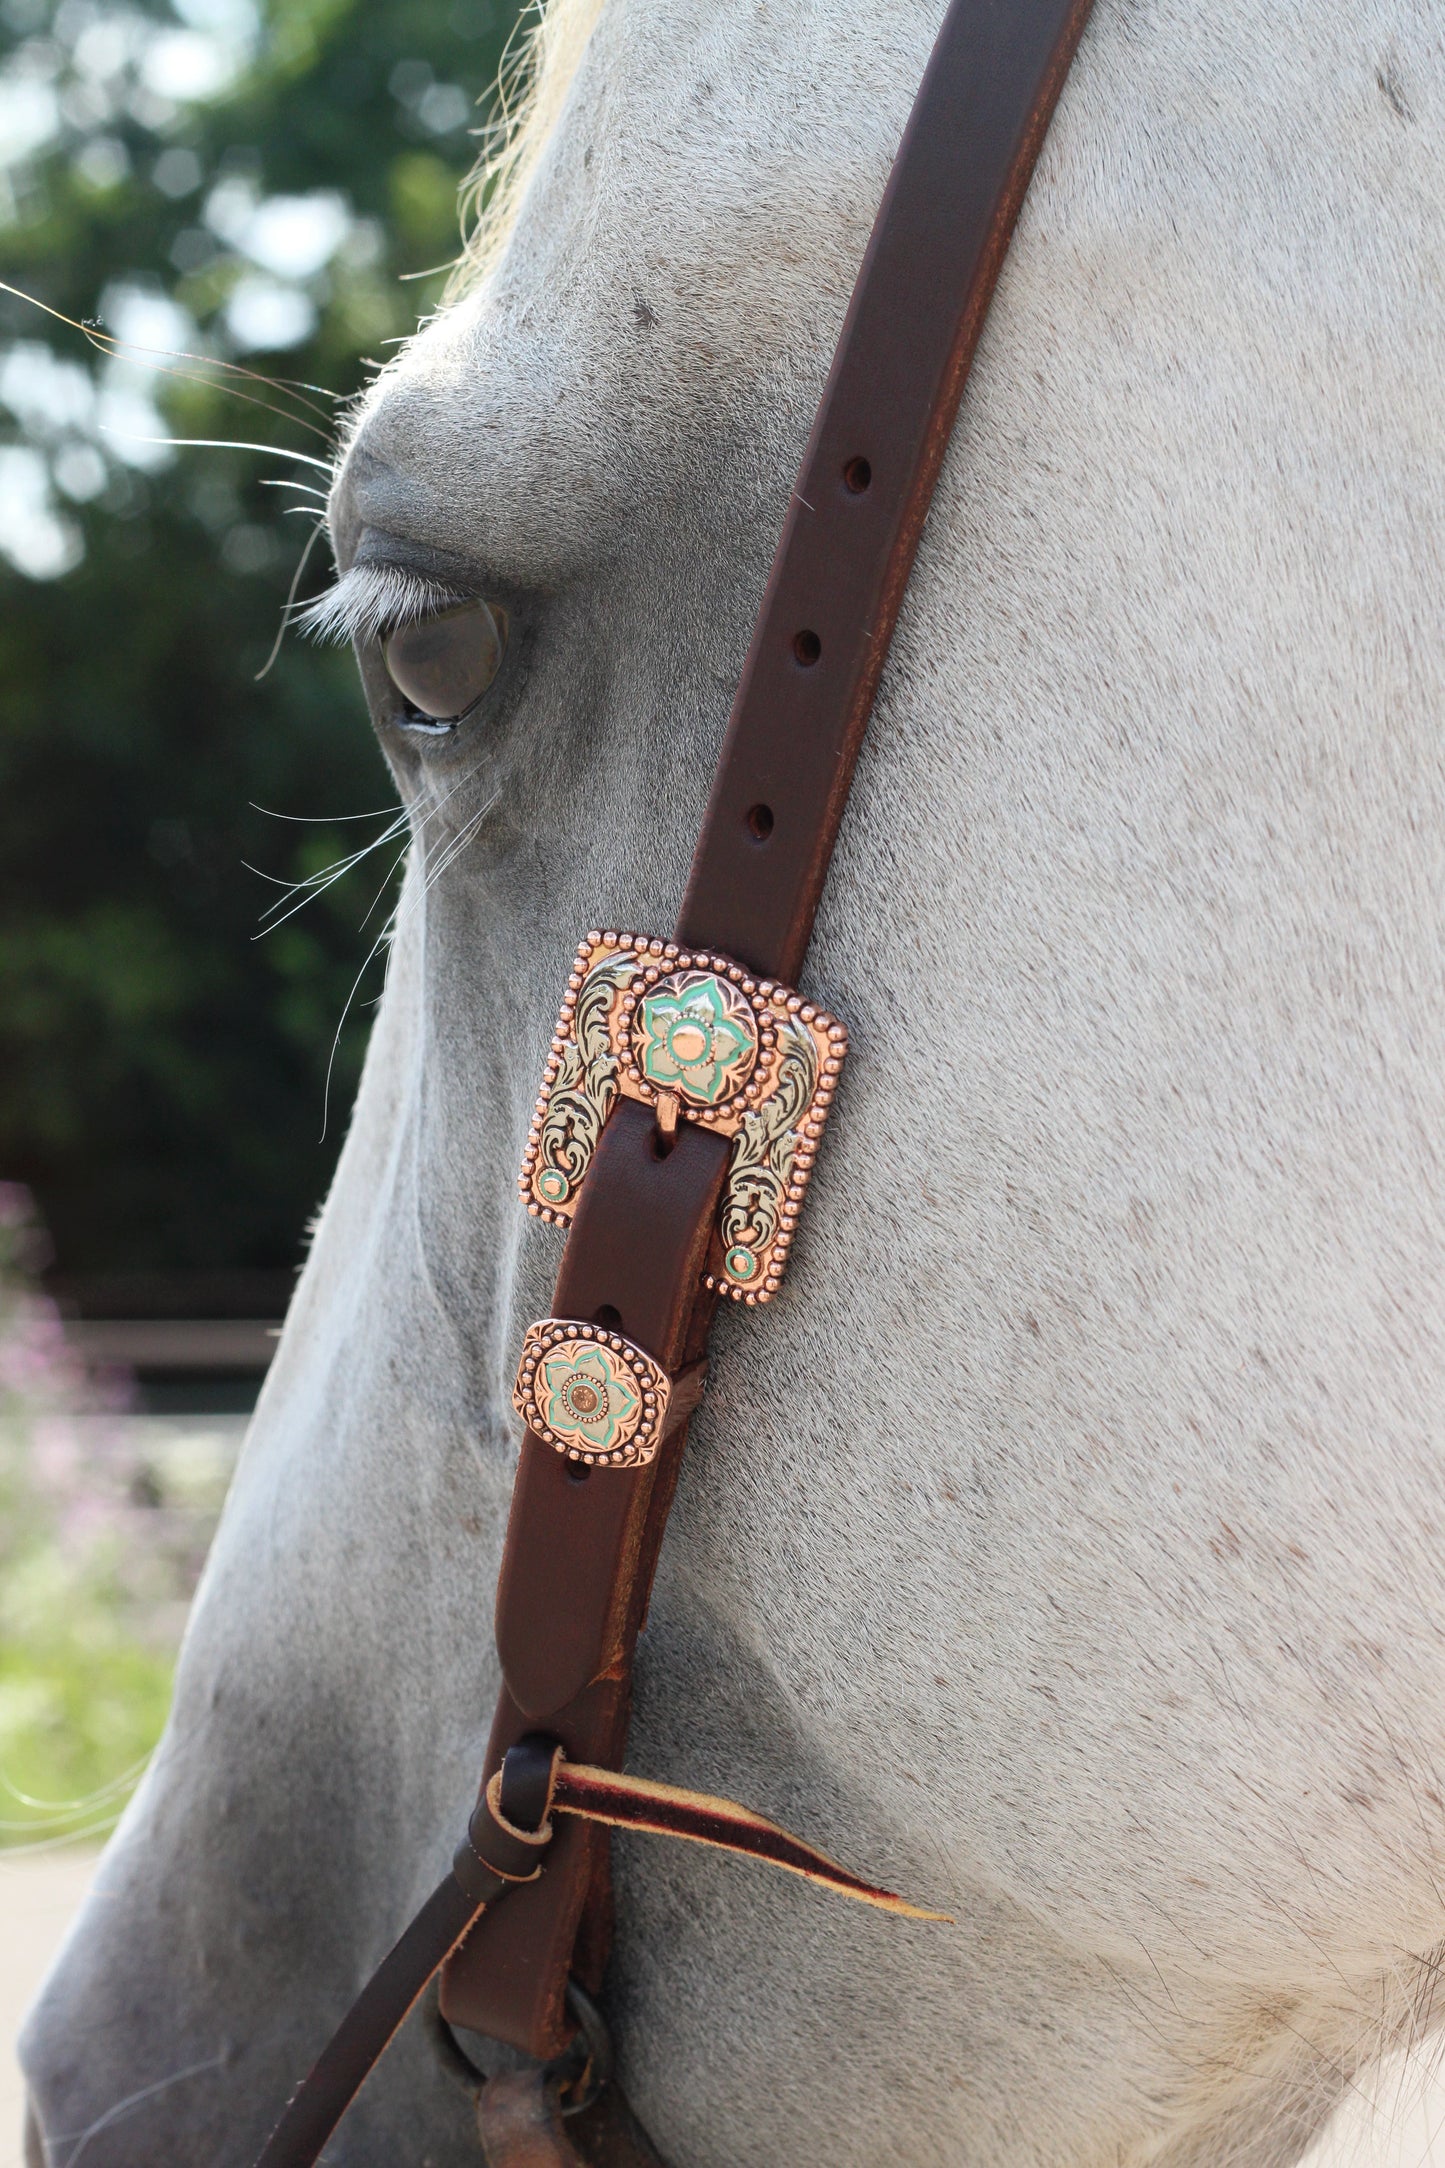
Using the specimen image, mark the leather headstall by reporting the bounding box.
[254,2,1095,2162]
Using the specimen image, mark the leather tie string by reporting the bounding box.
[253,1738,945,2168]
[543,1756,949,1921]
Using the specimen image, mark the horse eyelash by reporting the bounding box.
[296,562,468,646]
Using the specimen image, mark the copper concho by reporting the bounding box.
[511,1319,671,1469]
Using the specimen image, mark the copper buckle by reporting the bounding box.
[518,931,847,1304]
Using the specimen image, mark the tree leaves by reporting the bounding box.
[0,0,522,1284]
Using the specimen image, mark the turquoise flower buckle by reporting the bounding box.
[519,933,848,1305]
[512,1319,672,1468]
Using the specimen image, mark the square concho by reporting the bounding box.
[518,933,847,1303]
[512,1320,671,1469]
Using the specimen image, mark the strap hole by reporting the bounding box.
[565,1462,591,1484]
[746,802,774,842]
[843,456,871,493]
[792,629,821,667]
[593,1305,622,1329]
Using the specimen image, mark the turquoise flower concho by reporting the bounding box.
[519,934,849,1304]
[511,1319,672,1469]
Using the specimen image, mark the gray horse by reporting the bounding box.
[22,0,1445,2161]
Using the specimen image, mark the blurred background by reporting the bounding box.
[0,0,527,1865]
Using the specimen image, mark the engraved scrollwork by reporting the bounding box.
[530,950,634,1211]
[718,1012,819,1289]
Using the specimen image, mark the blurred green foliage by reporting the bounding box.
[0,1181,223,1843]
[0,1564,175,1844]
[0,0,523,1281]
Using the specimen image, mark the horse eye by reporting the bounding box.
[382,600,507,721]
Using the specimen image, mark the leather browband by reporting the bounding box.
[444,0,1097,2057]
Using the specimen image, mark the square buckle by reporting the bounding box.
[518,932,847,1302]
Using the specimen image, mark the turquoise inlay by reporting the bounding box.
[542,1347,639,1454]
[639,975,753,1106]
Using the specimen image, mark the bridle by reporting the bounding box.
[255,2,1095,2160]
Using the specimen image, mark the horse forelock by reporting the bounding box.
[447,0,606,303]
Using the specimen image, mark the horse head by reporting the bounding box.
[22,1,1445,2162]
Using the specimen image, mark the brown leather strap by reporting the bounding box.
[254,1873,488,2168]
[253,1745,557,2168]
[446,1101,729,2051]
[445,0,1096,2057]
[680,0,1096,983]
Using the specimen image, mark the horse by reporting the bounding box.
[21,0,1445,2160]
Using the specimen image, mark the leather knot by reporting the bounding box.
[453,1735,562,1902]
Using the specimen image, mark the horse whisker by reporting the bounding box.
[314,763,501,1136]
[94,429,335,473]
[0,1754,151,1824]
[250,753,489,939]
[0,281,338,432]
[250,816,412,934]
[249,814,408,910]
[255,516,329,682]
[357,842,414,932]
[49,2053,226,2168]
[249,803,401,823]
[319,910,400,1142]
